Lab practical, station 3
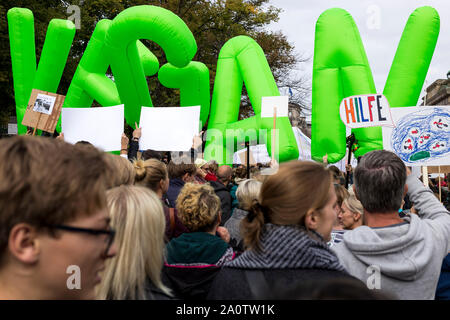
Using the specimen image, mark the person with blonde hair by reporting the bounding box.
[102,153,136,189]
[338,190,364,230]
[328,184,350,247]
[133,159,188,241]
[96,185,172,300]
[208,161,361,300]
[164,183,236,299]
[224,179,262,251]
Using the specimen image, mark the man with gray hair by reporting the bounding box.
[333,150,450,299]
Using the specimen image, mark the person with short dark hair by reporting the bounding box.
[165,159,197,208]
[209,165,233,225]
[333,150,450,299]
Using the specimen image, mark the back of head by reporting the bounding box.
[217,165,232,183]
[142,149,163,161]
[134,158,167,192]
[242,160,332,250]
[234,166,247,180]
[98,185,169,300]
[176,183,221,232]
[354,150,406,213]
[0,136,109,263]
[102,153,136,189]
[167,160,196,179]
[236,179,262,211]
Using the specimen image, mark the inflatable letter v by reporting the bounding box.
[8,8,75,135]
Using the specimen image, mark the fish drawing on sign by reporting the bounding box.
[391,108,450,163]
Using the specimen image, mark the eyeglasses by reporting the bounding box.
[46,224,116,257]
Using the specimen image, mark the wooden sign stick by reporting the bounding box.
[439,165,442,202]
[271,106,277,164]
[32,113,42,136]
[422,166,429,188]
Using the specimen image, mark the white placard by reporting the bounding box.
[139,106,200,151]
[340,94,394,128]
[61,105,124,151]
[382,106,450,166]
[261,96,289,118]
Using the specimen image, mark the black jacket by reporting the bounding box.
[207,267,359,300]
[209,181,232,225]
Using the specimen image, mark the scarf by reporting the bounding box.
[225,224,345,272]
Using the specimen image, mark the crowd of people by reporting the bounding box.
[0,130,449,300]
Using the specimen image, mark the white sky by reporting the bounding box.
[267,0,449,109]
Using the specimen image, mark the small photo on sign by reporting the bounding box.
[33,94,56,115]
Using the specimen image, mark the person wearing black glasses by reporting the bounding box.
[0,136,116,299]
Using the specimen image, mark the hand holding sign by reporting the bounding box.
[340,94,394,128]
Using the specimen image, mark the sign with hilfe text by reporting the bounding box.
[340,94,394,128]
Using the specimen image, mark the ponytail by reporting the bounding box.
[133,159,147,182]
[133,159,168,192]
[241,199,268,251]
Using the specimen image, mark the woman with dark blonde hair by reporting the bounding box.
[207,161,361,300]
[163,183,236,299]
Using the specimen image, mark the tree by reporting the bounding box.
[1,0,309,128]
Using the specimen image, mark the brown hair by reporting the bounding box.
[241,160,332,251]
[0,136,110,261]
[176,183,221,232]
[167,160,196,179]
[102,153,136,189]
[134,159,167,192]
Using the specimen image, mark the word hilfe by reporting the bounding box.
[343,95,386,124]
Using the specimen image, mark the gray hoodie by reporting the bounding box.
[333,174,450,300]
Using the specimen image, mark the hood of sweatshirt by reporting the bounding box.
[166,232,229,265]
[341,214,431,281]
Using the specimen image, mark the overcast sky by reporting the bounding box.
[267,0,449,107]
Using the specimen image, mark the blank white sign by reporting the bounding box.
[261,96,289,118]
[61,105,124,151]
[139,106,200,151]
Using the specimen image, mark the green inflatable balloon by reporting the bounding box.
[104,5,197,128]
[311,7,439,163]
[383,6,440,108]
[158,61,210,126]
[8,8,75,135]
[312,8,378,164]
[205,35,298,165]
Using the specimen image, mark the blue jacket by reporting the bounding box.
[166,178,185,208]
[436,253,450,300]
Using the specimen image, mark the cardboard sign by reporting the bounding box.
[61,105,124,151]
[382,106,450,166]
[139,106,200,151]
[236,148,257,165]
[261,96,289,118]
[340,94,394,128]
[22,89,65,133]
